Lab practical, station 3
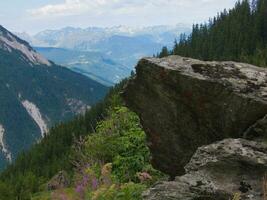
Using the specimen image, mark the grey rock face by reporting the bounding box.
[47,171,70,191]
[123,55,267,176]
[143,139,267,200]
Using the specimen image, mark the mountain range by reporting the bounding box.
[17,24,191,85]
[17,24,191,49]
[0,25,108,169]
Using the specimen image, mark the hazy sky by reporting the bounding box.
[0,0,237,34]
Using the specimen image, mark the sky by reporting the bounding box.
[0,0,237,34]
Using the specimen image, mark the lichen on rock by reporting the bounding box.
[143,138,267,200]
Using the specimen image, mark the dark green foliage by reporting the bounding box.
[0,80,127,200]
[160,0,267,67]
[0,181,14,200]
[158,46,170,58]
[81,106,160,183]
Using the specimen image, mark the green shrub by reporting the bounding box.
[81,106,162,183]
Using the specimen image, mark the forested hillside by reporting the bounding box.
[0,25,108,169]
[159,0,267,67]
[0,79,163,200]
[0,81,125,199]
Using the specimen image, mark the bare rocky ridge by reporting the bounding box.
[123,55,267,199]
[0,25,51,66]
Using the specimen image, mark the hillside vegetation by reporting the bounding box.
[0,25,108,169]
[0,80,163,199]
[1,0,267,199]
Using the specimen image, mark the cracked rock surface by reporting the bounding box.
[143,139,267,200]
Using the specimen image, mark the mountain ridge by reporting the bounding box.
[16,24,191,48]
[0,25,108,169]
[0,25,52,66]
[16,25,191,87]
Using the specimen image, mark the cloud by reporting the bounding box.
[29,0,140,16]
[21,0,236,33]
[29,0,92,16]
[28,0,216,17]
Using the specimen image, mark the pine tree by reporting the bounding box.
[158,46,169,58]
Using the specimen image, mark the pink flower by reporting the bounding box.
[137,172,152,182]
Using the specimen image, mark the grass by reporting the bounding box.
[31,188,78,200]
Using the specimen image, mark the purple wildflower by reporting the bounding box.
[91,177,99,190]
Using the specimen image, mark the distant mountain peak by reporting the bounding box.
[0,25,52,66]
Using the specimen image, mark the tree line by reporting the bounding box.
[159,0,267,67]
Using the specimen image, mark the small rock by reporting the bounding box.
[47,171,70,191]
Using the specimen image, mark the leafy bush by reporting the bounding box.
[78,106,162,183]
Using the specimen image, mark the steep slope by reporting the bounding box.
[0,25,108,169]
[0,81,128,200]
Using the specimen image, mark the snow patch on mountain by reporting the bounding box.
[0,32,51,66]
[22,100,48,137]
[0,124,12,162]
[20,24,191,49]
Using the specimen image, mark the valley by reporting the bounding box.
[0,25,108,169]
[18,24,191,86]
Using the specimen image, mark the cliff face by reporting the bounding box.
[123,55,267,177]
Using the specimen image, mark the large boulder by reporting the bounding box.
[123,56,267,176]
[143,138,267,200]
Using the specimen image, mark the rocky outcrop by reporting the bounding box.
[47,171,70,191]
[143,138,267,200]
[123,56,267,177]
